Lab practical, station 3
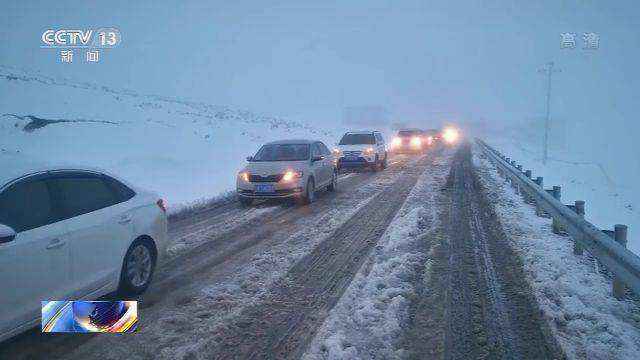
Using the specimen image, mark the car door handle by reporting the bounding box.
[118,215,132,225]
[46,238,66,250]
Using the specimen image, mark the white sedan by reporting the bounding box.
[0,167,168,342]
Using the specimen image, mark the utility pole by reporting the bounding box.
[538,62,561,165]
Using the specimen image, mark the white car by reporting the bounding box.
[237,139,338,206]
[0,167,168,342]
[335,131,388,171]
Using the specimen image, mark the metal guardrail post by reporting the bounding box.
[613,225,629,299]
[552,186,563,234]
[534,177,544,216]
[476,139,640,298]
[524,170,533,203]
[534,177,543,187]
[573,201,585,255]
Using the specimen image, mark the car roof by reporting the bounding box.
[0,164,139,193]
[343,131,378,135]
[264,139,317,145]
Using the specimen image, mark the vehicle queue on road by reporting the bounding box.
[0,125,458,342]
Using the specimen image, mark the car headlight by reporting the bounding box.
[282,170,303,182]
[391,137,401,147]
[332,148,341,155]
[364,147,374,155]
[410,137,422,147]
[238,171,250,182]
[442,127,459,144]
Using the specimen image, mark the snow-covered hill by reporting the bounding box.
[0,65,344,210]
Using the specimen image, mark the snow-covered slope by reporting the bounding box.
[475,123,640,255]
[0,65,343,210]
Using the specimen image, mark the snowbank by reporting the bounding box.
[473,145,640,360]
[477,131,639,255]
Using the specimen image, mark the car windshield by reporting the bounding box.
[398,130,422,137]
[339,134,375,145]
[252,144,309,161]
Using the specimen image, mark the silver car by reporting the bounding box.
[236,139,338,206]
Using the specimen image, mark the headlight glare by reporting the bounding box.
[282,170,303,182]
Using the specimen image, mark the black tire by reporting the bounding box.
[372,155,381,172]
[382,153,388,169]
[118,238,157,296]
[239,196,253,207]
[327,171,338,192]
[297,177,315,205]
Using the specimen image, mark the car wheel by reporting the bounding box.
[327,171,338,192]
[118,239,156,296]
[298,178,315,205]
[372,155,381,172]
[382,153,388,169]
[239,196,253,207]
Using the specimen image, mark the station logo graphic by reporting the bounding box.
[41,301,137,333]
[41,27,122,64]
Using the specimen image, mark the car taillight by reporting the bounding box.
[157,199,167,213]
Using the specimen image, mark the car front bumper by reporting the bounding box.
[237,187,304,199]
[390,145,424,153]
[337,156,376,168]
[237,178,305,199]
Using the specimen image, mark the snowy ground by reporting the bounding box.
[0,65,348,210]
[473,144,640,360]
[304,151,450,359]
[43,156,421,360]
[478,130,639,255]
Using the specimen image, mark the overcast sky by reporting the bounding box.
[2,0,639,150]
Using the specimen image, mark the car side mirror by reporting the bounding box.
[0,224,16,244]
[311,155,324,163]
[246,156,253,162]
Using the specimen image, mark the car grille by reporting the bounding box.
[249,174,283,183]
[342,150,362,157]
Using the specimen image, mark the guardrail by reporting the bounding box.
[476,138,639,299]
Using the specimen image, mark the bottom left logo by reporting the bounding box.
[41,300,138,333]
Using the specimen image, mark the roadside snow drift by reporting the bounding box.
[478,128,639,255]
[474,145,640,360]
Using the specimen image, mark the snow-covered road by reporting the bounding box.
[2,145,639,360]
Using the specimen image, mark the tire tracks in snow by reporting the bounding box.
[205,156,433,359]
[1,156,415,360]
[404,144,563,360]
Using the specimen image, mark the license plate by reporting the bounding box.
[345,156,358,161]
[255,184,275,193]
